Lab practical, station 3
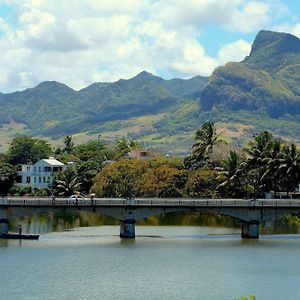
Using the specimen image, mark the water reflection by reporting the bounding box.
[9,211,300,235]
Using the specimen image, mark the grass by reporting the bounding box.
[0,107,299,155]
[0,121,30,152]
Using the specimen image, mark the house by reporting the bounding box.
[16,157,66,189]
[129,149,152,160]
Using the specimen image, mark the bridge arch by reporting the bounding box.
[1,197,300,239]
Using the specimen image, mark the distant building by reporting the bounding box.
[129,149,152,160]
[16,158,65,189]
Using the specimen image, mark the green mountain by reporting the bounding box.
[201,30,300,118]
[1,30,300,154]
[0,71,208,150]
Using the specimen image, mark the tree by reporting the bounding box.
[217,151,244,197]
[0,160,16,196]
[279,143,300,195]
[192,122,221,159]
[53,167,81,196]
[185,169,221,198]
[261,139,283,197]
[140,165,187,197]
[8,136,52,165]
[91,159,147,198]
[187,122,222,169]
[242,131,275,196]
[115,137,140,158]
[63,135,74,154]
[76,160,103,194]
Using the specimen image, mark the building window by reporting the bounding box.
[16,176,22,183]
[43,177,46,183]
[34,177,37,183]
[26,177,31,183]
[38,166,41,172]
[27,166,30,172]
[44,166,51,172]
[39,177,41,183]
[34,167,36,172]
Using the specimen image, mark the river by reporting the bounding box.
[0,213,300,300]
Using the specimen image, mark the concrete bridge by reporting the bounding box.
[1,197,300,238]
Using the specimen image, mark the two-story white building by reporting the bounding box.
[16,157,65,189]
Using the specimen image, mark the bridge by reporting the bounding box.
[1,197,300,238]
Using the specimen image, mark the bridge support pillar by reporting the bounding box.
[120,220,135,238]
[0,218,9,235]
[241,222,259,239]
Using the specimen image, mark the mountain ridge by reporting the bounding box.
[201,30,300,118]
[0,71,208,139]
[0,30,300,154]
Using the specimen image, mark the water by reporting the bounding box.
[1,224,300,300]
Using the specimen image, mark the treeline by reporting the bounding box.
[0,122,299,198]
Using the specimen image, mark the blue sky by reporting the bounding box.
[0,0,300,92]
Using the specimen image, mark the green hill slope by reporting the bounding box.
[0,71,208,142]
[201,30,300,117]
[1,30,300,154]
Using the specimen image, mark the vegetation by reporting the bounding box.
[89,124,300,199]
[0,154,15,196]
[201,30,300,118]
[234,295,256,300]
[0,118,299,200]
[2,31,300,154]
[8,136,52,165]
[53,167,81,196]
[0,72,208,140]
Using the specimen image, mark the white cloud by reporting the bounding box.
[0,0,290,92]
[273,23,300,40]
[229,1,270,32]
[218,39,251,63]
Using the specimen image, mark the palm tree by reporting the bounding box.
[54,168,81,196]
[261,139,283,197]
[242,131,274,196]
[63,135,74,154]
[115,137,140,158]
[279,143,300,196]
[217,151,244,197]
[245,131,274,166]
[192,122,222,161]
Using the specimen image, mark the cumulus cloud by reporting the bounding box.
[218,39,251,63]
[273,23,300,40]
[0,0,291,92]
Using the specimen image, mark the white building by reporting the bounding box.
[16,158,65,189]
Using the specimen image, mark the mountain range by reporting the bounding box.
[0,30,300,154]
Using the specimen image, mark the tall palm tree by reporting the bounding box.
[192,122,222,160]
[63,135,74,154]
[242,131,274,196]
[217,151,244,197]
[279,143,300,196]
[261,139,283,197]
[245,131,274,166]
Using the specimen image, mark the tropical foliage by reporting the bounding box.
[0,156,15,196]
[53,167,81,196]
[1,122,299,199]
[8,136,52,165]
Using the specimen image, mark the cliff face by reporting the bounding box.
[201,30,300,117]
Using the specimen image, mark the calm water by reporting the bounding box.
[1,224,300,300]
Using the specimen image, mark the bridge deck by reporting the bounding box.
[1,198,300,208]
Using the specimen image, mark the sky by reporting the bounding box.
[0,0,300,93]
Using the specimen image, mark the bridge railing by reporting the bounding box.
[1,197,300,208]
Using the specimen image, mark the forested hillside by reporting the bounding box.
[1,30,300,154]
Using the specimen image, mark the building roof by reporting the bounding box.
[38,158,65,166]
